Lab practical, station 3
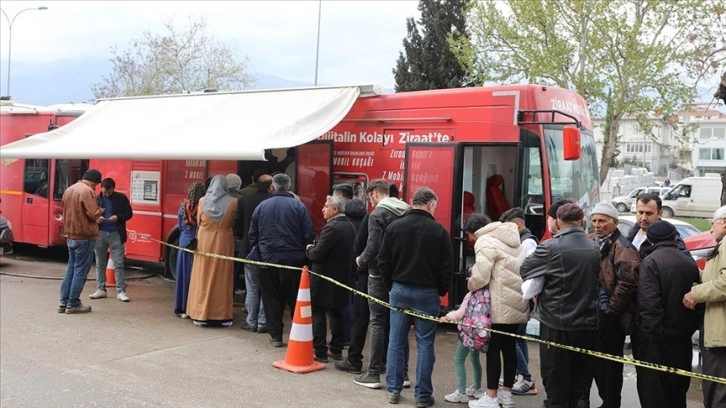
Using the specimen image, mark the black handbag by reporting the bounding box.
[186,238,198,251]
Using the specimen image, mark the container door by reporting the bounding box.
[403,143,459,309]
[297,141,333,233]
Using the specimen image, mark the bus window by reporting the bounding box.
[53,159,88,201]
[24,159,49,198]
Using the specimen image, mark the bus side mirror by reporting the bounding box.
[563,126,581,161]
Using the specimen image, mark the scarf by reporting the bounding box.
[181,182,206,226]
[203,175,233,223]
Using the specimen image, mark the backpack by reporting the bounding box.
[458,287,492,352]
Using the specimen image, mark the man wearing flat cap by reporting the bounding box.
[589,201,640,408]
[520,202,600,408]
[59,169,103,314]
[633,220,699,408]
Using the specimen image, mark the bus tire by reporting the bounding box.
[164,230,180,280]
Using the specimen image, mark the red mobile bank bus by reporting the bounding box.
[302,85,600,306]
[0,102,90,249]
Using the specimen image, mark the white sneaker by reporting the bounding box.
[116,292,130,302]
[512,377,537,395]
[466,385,483,399]
[498,389,515,408]
[89,289,107,299]
[444,389,469,403]
[500,373,522,387]
[468,394,498,408]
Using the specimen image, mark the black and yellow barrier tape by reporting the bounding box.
[159,237,726,385]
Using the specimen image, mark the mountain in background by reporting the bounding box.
[5,57,320,106]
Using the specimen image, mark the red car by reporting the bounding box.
[685,231,717,269]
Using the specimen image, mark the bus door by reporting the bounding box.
[296,141,333,233]
[403,143,459,309]
[21,159,51,246]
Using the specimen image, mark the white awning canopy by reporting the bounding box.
[0,85,377,160]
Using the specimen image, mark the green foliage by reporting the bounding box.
[394,0,471,92]
[93,17,253,98]
[454,0,726,183]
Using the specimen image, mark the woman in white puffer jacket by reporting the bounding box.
[464,214,529,408]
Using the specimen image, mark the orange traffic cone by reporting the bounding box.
[272,266,325,374]
[105,255,117,287]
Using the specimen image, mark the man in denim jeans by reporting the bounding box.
[89,178,133,302]
[239,174,273,333]
[353,179,409,389]
[379,187,453,407]
[59,169,103,314]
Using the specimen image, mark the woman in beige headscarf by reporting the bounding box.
[187,175,238,327]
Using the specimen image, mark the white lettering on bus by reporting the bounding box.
[550,98,591,121]
[184,160,206,167]
[398,131,451,144]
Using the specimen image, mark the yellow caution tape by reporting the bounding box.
[155,236,726,385]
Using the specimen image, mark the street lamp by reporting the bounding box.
[0,6,48,98]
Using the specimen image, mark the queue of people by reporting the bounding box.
[59,169,724,408]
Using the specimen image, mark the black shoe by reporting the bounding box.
[415,397,434,408]
[388,391,401,404]
[240,323,257,332]
[328,351,344,361]
[256,326,268,333]
[314,354,329,363]
[334,359,363,374]
[269,338,286,348]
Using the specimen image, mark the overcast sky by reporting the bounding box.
[0,0,421,93]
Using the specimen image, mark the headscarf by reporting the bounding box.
[181,182,206,226]
[202,175,233,222]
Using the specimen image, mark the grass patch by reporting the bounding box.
[674,217,710,232]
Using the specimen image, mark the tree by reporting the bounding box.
[393,0,471,92]
[93,17,253,98]
[453,0,726,183]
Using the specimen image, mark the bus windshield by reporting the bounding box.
[544,127,599,207]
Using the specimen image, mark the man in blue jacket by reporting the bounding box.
[89,178,133,302]
[248,173,314,347]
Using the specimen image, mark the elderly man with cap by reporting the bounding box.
[682,205,726,408]
[520,202,600,408]
[633,220,699,408]
[590,201,639,408]
[59,169,104,314]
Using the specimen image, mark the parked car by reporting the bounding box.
[0,199,13,256]
[616,215,701,239]
[612,186,670,213]
[684,231,717,269]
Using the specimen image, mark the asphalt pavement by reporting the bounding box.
[0,248,707,408]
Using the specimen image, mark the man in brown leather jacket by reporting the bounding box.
[59,169,103,314]
[590,202,639,408]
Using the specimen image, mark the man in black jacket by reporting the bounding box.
[379,186,453,407]
[352,179,409,389]
[239,174,273,333]
[633,221,700,408]
[89,178,133,302]
[520,202,600,408]
[305,195,357,363]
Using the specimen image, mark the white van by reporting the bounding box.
[660,176,722,218]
